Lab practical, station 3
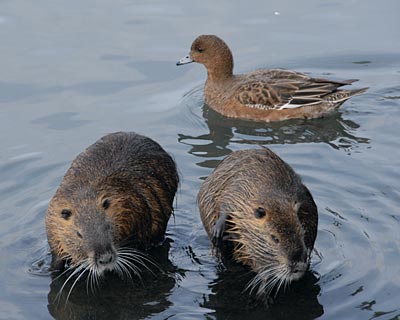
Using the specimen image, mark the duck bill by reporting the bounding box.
[176,54,193,66]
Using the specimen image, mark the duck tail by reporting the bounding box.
[349,87,369,96]
[325,87,369,107]
[342,79,359,85]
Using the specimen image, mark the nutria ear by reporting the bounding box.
[293,201,302,213]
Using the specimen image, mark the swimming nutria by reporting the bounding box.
[177,35,368,122]
[197,148,318,297]
[46,132,179,280]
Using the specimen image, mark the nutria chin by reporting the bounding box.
[197,148,318,297]
[46,132,179,279]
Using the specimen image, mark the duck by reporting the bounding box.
[177,35,368,122]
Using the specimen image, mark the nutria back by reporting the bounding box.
[46,132,179,276]
[198,148,317,296]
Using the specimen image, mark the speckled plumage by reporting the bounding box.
[177,35,368,122]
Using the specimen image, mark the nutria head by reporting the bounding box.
[46,183,155,276]
[46,132,179,281]
[227,199,309,296]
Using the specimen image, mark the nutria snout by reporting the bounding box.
[46,132,179,280]
[198,148,318,297]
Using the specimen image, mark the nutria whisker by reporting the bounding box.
[117,247,161,271]
[250,274,276,297]
[257,267,287,297]
[116,248,161,281]
[65,264,91,305]
[262,277,280,297]
[116,256,143,281]
[116,251,150,280]
[245,265,282,296]
[50,260,74,284]
[86,265,102,295]
[274,269,289,297]
[114,258,134,280]
[282,271,292,293]
[55,262,89,306]
[86,268,95,294]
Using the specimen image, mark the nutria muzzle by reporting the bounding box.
[82,215,118,273]
[89,247,117,274]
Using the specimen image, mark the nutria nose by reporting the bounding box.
[97,252,115,266]
[292,267,302,274]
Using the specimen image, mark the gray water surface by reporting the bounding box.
[0,1,399,319]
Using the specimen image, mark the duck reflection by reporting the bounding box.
[201,260,323,320]
[178,104,369,169]
[47,239,181,320]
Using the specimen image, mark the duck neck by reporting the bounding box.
[206,54,234,83]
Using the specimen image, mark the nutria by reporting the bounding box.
[46,132,179,281]
[197,148,318,297]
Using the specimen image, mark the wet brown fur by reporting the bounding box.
[46,132,179,270]
[198,148,318,289]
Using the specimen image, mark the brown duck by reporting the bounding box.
[177,35,368,122]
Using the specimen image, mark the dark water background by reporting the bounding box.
[0,0,399,319]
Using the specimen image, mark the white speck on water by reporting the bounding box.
[274,11,281,16]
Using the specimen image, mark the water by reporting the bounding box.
[0,0,399,319]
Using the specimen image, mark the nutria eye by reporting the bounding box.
[102,199,110,209]
[197,47,204,53]
[271,235,279,243]
[61,209,72,220]
[254,207,266,219]
[76,231,83,239]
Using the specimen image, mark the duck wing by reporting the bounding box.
[236,69,359,110]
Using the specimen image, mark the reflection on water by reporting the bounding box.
[178,101,370,169]
[47,239,182,320]
[202,262,323,320]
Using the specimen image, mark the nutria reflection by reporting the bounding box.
[201,262,323,319]
[47,239,181,320]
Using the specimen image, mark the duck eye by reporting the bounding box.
[102,199,110,209]
[197,47,204,53]
[271,234,279,243]
[254,207,266,219]
[61,209,72,220]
